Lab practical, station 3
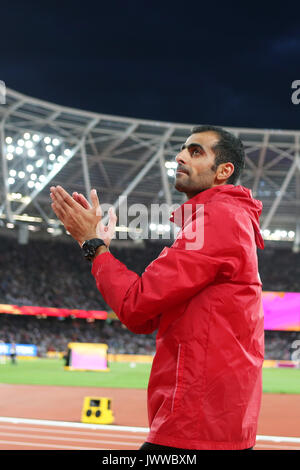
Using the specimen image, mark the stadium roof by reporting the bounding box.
[0,88,300,249]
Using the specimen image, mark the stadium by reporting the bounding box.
[0,87,299,451]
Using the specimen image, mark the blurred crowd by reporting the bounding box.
[257,247,300,292]
[264,330,300,361]
[0,235,299,359]
[0,314,156,357]
[0,313,299,360]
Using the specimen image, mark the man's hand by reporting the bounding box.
[50,186,117,247]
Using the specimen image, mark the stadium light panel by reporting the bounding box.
[27,149,36,157]
[15,147,23,155]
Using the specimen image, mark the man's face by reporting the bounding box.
[174,131,226,199]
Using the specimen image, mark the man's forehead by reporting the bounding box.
[185,131,219,147]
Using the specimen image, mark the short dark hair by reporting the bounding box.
[191,124,245,185]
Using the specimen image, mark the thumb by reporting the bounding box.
[90,189,102,217]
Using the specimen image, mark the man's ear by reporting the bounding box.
[217,162,235,182]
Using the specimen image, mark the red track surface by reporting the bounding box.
[0,384,299,450]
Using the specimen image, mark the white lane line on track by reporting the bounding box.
[0,431,140,447]
[1,416,299,445]
[0,439,104,450]
[255,444,300,450]
[0,416,148,433]
[256,435,300,443]
[0,423,145,439]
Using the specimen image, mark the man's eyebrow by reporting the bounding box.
[181,142,205,151]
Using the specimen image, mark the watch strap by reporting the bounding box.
[82,238,107,261]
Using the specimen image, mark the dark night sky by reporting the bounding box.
[1,1,300,129]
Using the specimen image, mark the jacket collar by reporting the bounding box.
[170,185,235,228]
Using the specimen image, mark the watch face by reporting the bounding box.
[82,239,105,260]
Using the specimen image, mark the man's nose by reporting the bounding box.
[175,150,187,165]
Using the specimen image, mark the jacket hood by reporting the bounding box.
[170,185,265,249]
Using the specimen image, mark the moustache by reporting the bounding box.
[176,166,189,175]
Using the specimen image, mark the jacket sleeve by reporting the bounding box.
[91,203,241,333]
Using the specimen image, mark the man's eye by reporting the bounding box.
[191,148,200,156]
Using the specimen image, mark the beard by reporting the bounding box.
[174,166,217,197]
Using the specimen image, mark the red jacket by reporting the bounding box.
[92,185,265,450]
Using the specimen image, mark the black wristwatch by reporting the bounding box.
[82,238,107,261]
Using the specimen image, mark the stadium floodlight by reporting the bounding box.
[43,136,51,144]
[64,149,71,156]
[45,145,53,152]
[30,173,37,180]
[8,177,15,185]
[6,223,14,229]
[7,145,15,153]
[38,175,46,182]
[6,153,13,160]
[25,140,33,149]
[5,136,12,144]
[23,132,31,140]
[26,164,34,172]
[32,134,40,142]
[57,155,64,163]
[17,139,24,146]
[149,223,157,231]
[9,169,16,177]
[288,231,295,238]
[52,138,60,146]
[49,153,56,161]
[167,169,175,177]
[18,171,25,179]
[15,147,23,155]
[36,159,43,168]
[27,181,35,188]
[27,149,36,157]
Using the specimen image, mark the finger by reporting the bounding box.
[91,189,100,209]
[107,207,117,237]
[72,192,90,210]
[90,189,102,217]
[51,202,67,223]
[52,186,80,210]
[78,193,91,210]
[108,206,118,225]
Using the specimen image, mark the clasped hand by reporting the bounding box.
[50,186,117,247]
